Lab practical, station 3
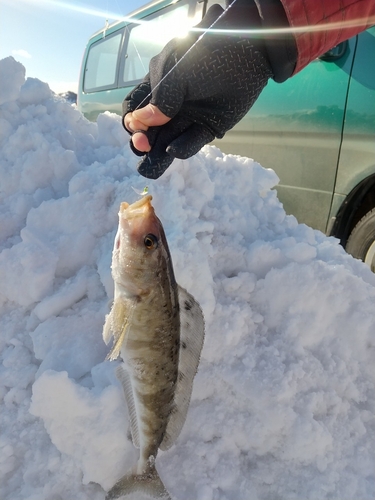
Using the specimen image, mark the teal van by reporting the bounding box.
[77,0,375,271]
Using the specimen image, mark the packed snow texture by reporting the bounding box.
[1,56,375,500]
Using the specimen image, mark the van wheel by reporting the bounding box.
[345,208,375,272]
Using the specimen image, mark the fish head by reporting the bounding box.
[112,195,173,296]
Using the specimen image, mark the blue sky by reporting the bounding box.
[0,0,146,93]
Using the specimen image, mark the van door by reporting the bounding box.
[215,37,357,233]
[79,0,201,121]
[81,29,126,120]
[332,27,375,201]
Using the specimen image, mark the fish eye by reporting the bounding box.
[144,233,158,250]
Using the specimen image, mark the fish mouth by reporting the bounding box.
[119,195,154,220]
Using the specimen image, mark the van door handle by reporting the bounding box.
[319,41,348,61]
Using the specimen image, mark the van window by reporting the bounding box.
[122,3,190,85]
[204,0,225,11]
[84,32,123,92]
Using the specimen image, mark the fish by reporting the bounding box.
[103,194,205,500]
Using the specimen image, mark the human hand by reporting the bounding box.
[124,104,170,153]
[123,3,272,179]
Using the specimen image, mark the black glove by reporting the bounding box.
[123,2,273,179]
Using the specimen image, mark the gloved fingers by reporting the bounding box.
[129,130,149,157]
[134,115,195,179]
[133,123,174,179]
[134,117,215,178]
[129,122,163,156]
[136,121,178,179]
[166,123,215,159]
[123,121,133,135]
[136,151,174,180]
[122,79,152,129]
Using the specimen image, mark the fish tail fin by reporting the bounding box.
[106,465,171,500]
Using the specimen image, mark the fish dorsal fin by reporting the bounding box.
[116,364,140,449]
[160,286,205,451]
[103,298,135,361]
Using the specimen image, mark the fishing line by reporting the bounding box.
[133,0,239,111]
[128,2,375,112]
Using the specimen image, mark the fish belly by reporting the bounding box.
[121,302,180,470]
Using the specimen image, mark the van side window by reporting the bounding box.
[84,32,123,92]
[204,0,225,11]
[122,4,190,85]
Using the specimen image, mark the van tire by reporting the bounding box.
[345,208,375,272]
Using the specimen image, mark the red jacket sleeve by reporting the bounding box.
[279,0,375,74]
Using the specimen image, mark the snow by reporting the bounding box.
[1,56,374,500]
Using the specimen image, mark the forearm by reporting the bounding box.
[253,0,298,82]
[274,0,375,74]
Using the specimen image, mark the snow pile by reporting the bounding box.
[1,56,374,500]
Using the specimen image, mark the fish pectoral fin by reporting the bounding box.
[104,299,135,361]
[102,310,113,346]
[160,286,205,451]
[115,365,140,449]
[106,464,171,500]
[105,319,129,361]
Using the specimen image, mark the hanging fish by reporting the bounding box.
[103,194,205,499]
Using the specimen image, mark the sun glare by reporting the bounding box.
[7,0,123,22]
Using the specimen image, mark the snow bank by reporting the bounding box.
[1,56,374,500]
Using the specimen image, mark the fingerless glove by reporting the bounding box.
[124,3,273,179]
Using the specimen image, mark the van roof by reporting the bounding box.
[89,0,180,39]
